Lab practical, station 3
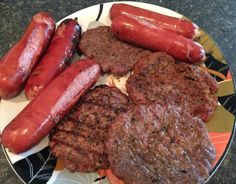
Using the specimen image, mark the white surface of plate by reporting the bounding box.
[0,1,233,184]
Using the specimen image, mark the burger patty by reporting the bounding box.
[106,103,216,184]
[49,85,130,172]
[79,26,150,76]
[126,52,218,122]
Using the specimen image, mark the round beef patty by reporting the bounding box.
[49,85,130,172]
[126,52,218,122]
[79,26,150,76]
[106,103,216,184]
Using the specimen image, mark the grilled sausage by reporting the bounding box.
[0,12,55,99]
[110,3,198,39]
[1,59,100,154]
[111,14,205,64]
[25,18,81,100]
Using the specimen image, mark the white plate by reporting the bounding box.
[1,1,235,184]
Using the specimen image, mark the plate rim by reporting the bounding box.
[1,1,236,184]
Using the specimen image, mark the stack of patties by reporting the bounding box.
[49,25,218,184]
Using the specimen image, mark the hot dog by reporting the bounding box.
[25,18,81,100]
[110,3,198,39]
[111,14,205,64]
[1,59,100,154]
[0,12,55,99]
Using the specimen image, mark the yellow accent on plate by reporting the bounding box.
[206,105,235,132]
[54,159,65,170]
[198,30,226,64]
[216,80,235,97]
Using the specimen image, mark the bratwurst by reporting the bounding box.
[0,12,55,99]
[110,3,198,39]
[111,14,205,64]
[25,18,81,100]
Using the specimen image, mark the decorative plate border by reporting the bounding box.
[1,2,235,184]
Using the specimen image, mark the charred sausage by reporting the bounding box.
[0,12,55,99]
[25,18,81,100]
[1,59,101,153]
[111,14,205,64]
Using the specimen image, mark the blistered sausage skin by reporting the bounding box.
[1,59,101,154]
[0,12,55,99]
[25,18,81,100]
[111,14,205,64]
[110,3,198,39]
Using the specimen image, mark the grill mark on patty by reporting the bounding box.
[50,138,104,155]
[82,101,128,112]
[50,128,105,150]
[49,85,130,172]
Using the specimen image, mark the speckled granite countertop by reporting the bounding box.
[0,0,236,183]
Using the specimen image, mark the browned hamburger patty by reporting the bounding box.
[106,103,216,184]
[79,26,150,76]
[126,52,218,122]
[49,85,130,172]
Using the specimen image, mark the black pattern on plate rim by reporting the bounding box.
[1,2,236,184]
[95,4,104,21]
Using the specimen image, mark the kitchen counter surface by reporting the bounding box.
[0,0,235,183]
